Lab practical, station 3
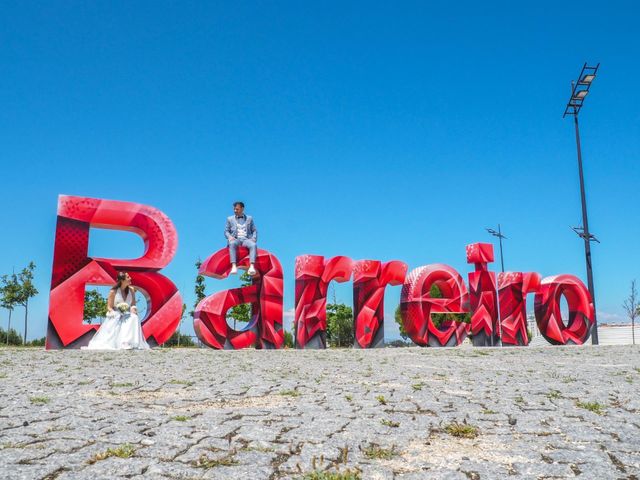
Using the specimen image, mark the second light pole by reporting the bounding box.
[486,225,506,272]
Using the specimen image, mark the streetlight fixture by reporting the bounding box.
[563,62,600,345]
[486,225,506,272]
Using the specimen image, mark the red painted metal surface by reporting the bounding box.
[400,264,470,347]
[294,255,353,349]
[466,243,500,346]
[194,246,284,349]
[352,260,407,348]
[46,195,182,349]
[534,275,594,345]
[498,272,541,346]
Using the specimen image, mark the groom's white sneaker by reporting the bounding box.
[230,264,238,275]
[248,265,256,276]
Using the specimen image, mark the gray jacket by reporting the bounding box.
[225,215,257,242]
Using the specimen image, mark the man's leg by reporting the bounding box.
[242,239,257,274]
[229,239,239,274]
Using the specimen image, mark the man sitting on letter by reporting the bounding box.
[225,201,257,276]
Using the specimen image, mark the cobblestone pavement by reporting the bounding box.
[1,345,639,479]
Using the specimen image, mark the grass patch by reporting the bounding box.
[172,415,190,422]
[546,389,562,400]
[375,395,387,405]
[169,379,194,386]
[345,395,353,402]
[303,470,361,480]
[482,409,497,415]
[193,453,238,468]
[362,444,397,460]
[411,383,424,391]
[444,422,479,439]
[279,389,300,397]
[380,419,400,428]
[89,444,135,464]
[110,382,133,388]
[29,396,50,405]
[576,401,605,415]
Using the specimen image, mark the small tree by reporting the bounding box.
[191,260,206,317]
[283,330,294,348]
[227,272,253,330]
[1,273,20,346]
[0,327,22,345]
[84,289,108,324]
[16,262,38,345]
[623,280,638,345]
[326,303,354,347]
[394,305,409,341]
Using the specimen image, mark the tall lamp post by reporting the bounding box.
[563,63,600,345]
[486,225,506,272]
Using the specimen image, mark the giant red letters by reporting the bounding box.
[400,264,471,347]
[46,195,182,349]
[498,272,541,346]
[47,196,596,349]
[294,255,353,349]
[466,243,500,347]
[194,247,284,349]
[352,260,407,348]
[534,275,594,345]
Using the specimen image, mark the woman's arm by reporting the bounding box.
[130,287,138,314]
[107,290,115,312]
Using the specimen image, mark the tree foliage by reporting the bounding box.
[1,273,21,345]
[0,327,22,345]
[326,303,354,347]
[163,332,195,347]
[227,272,253,330]
[283,330,294,348]
[623,280,638,345]
[394,305,408,340]
[84,289,108,323]
[192,259,206,315]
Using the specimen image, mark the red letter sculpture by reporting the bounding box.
[534,275,594,345]
[497,272,541,346]
[466,243,500,347]
[353,260,407,348]
[400,264,470,347]
[194,247,284,349]
[294,255,353,349]
[46,195,183,349]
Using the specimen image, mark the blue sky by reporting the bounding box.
[1,1,639,340]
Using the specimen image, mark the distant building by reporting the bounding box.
[528,320,640,346]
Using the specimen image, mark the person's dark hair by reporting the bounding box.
[111,271,130,296]
[233,201,245,208]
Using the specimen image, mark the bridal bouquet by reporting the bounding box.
[116,302,130,313]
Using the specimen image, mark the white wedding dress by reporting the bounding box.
[84,288,150,350]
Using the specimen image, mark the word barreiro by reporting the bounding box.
[46,196,594,350]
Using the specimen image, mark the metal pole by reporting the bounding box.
[573,113,599,345]
[498,224,505,272]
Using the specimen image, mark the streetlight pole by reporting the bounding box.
[486,225,506,272]
[564,63,600,345]
[486,225,507,347]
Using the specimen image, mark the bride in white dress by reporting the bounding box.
[85,272,150,350]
